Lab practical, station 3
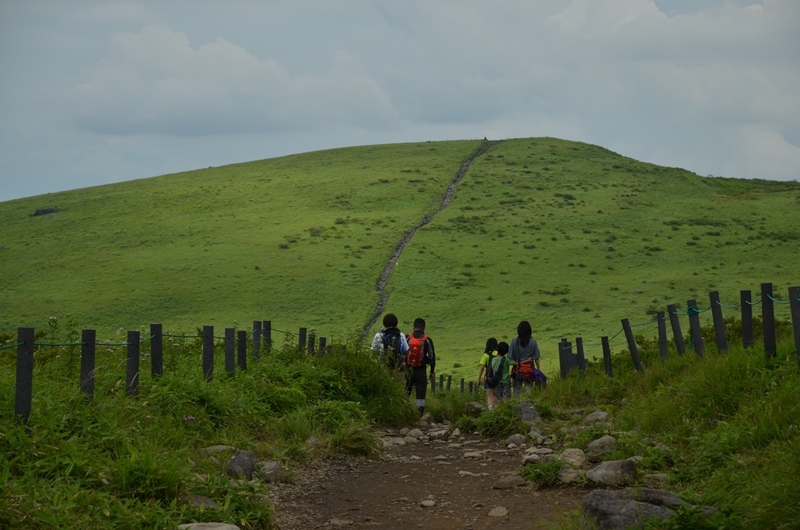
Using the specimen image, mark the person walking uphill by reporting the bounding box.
[406,318,436,415]
[509,320,541,396]
[370,313,408,369]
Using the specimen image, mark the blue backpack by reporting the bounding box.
[381,328,404,369]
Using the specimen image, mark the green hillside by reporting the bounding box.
[1,138,798,378]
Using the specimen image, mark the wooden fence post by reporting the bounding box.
[252,320,261,361]
[237,330,247,371]
[667,304,686,355]
[15,327,34,423]
[621,319,643,372]
[431,378,436,394]
[319,337,327,355]
[460,378,465,394]
[601,336,613,377]
[709,291,728,353]
[687,300,704,358]
[308,330,316,355]
[789,286,800,372]
[203,325,214,382]
[762,282,776,357]
[80,329,96,399]
[150,323,163,377]
[469,381,474,393]
[263,320,272,352]
[741,290,753,349]
[657,312,668,363]
[298,328,307,352]
[225,328,235,374]
[126,331,140,397]
[559,338,568,379]
[446,375,452,391]
[564,340,574,376]
[439,374,444,391]
[576,337,586,373]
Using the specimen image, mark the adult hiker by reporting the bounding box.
[370,313,408,369]
[477,337,498,410]
[405,318,436,415]
[508,320,541,396]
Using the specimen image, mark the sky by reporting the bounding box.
[1,0,798,202]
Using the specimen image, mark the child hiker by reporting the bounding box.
[489,341,512,403]
[477,338,498,410]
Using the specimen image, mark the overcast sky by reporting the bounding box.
[1,0,798,202]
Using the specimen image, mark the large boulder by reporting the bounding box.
[581,488,717,530]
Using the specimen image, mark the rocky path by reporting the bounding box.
[268,420,588,529]
[361,140,503,342]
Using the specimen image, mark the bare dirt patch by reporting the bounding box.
[268,424,588,529]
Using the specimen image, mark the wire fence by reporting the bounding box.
[557,282,800,380]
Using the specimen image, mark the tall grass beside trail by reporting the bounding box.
[532,319,800,530]
[0,337,415,529]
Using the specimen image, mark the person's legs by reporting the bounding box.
[413,368,427,414]
[486,388,496,409]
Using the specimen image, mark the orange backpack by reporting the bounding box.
[406,334,428,368]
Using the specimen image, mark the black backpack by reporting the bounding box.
[381,328,404,369]
[486,355,506,388]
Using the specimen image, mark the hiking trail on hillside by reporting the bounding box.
[361,140,503,342]
[267,419,586,529]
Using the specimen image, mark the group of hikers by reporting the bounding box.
[370,315,546,415]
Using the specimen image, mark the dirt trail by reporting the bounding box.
[268,422,587,529]
[361,140,503,342]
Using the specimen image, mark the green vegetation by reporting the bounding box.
[507,319,799,529]
[1,137,798,371]
[0,338,415,528]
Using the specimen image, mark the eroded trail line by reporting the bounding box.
[362,140,503,342]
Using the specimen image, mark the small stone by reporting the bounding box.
[399,427,410,437]
[467,402,486,412]
[488,506,509,517]
[512,401,541,423]
[407,428,425,439]
[526,447,553,455]
[507,443,518,449]
[557,465,583,484]
[420,499,437,507]
[492,475,527,489]
[452,428,462,437]
[202,445,237,455]
[225,450,257,480]
[188,495,220,510]
[582,410,610,423]
[178,523,239,530]
[560,448,587,468]
[505,433,527,446]
[329,517,354,526]
[260,461,286,484]
[522,454,540,464]
[586,435,617,463]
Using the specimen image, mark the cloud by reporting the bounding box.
[65,23,396,137]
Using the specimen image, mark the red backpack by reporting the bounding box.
[406,334,428,368]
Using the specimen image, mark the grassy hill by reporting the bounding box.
[1,138,798,378]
